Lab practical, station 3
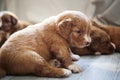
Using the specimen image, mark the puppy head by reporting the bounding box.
[0,11,18,32]
[90,26,115,54]
[56,11,91,48]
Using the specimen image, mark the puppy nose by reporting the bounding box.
[85,41,90,46]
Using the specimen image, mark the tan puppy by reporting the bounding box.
[0,11,31,47]
[71,22,115,56]
[91,20,120,52]
[0,11,91,78]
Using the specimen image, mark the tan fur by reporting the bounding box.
[71,22,115,56]
[0,11,31,47]
[0,11,91,78]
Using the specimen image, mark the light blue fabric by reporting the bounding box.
[1,53,120,80]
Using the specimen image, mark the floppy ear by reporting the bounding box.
[10,15,18,25]
[57,18,73,39]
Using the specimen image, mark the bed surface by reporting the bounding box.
[1,53,120,80]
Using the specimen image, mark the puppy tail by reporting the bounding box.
[0,67,6,78]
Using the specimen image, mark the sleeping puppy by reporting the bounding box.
[0,11,91,78]
[71,22,115,56]
[0,11,31,47]
[91,20,120,52]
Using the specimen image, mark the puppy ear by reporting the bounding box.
[58,18,72,26]
[10,15,18,25]
[57,18,73,38]
[90,30,100,42]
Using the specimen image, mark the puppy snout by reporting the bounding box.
[109,42,116,53]
[84,34,91,46]
[85,41,90,46]
[110,42,116,50]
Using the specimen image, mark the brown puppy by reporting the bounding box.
[92,20,120,52]
[0,11,91,78]
[0,11,31,47]
[71,22,115,56]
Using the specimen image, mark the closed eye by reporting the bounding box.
[76,30,81,34]
[4,19,10,23]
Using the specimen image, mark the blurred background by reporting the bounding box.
[0,0,120,25]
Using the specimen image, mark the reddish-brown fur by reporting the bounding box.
[0,11,91,78]
[71,21,115,56]
[0,11,31,47]
[92,20,120,52]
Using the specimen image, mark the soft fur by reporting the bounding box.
[0,11,31,47]
[91,20,120,52]
[0,11,91,78]
[71,21,115,56]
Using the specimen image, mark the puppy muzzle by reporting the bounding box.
[110,42,116,50]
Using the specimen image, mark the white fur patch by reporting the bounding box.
[110,42,116,49]
[62,69,72,76]
[84,34,91,46]
[71,54,80,61]
[77,45,87,48]
[69,48,80,61]
[65,18,72,22]
[95,52,101,55]
[68,64,81,73]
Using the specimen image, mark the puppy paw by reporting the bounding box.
[71,54,80,61]
[62,69,72,77]
[68,64,81,73]
[95,52,101,55]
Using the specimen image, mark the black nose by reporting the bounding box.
[85,42,90,46]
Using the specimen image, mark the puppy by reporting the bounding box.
[0,11,91,78]
[0,11,31,47]
[49,49,81,68]
[71,22,115,56]
[49,59,61,68]
[91,20,120,52]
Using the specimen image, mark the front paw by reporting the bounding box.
[62,69,72,77]
[95,52,101,55]
[68,64,81,73]
[71,54,80,61]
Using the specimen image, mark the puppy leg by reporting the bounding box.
[8,50,71,77]
[69,48,80,61]
[51,45,81,73]
[35,60,72,77]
